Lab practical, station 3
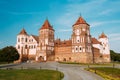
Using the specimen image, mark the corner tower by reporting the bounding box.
[71,16,93,63]
[16,28,29,62]
[36,19,55,61]
[98,32,111,62]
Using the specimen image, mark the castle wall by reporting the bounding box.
[16,17,111,63]
[55,46,93,63]
[93,47,102,63]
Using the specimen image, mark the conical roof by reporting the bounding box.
[92,38,101,44]
[99,32,107,38]
[40,19,54,31]
[18,28,28,35]
[73,16,89,26]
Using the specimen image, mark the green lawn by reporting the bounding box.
[59,61,112,66]
[86,67,120,80]
[0,69,64,80]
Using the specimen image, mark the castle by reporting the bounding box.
[16,16,111,63]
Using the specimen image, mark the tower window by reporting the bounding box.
[18,45,20,49]
[31,39,33,42]
[21,38,24,43]
[25,45,27,49]
[76,47,78,50]
[25,38,27,42]
[80,47,82,50]
[31,45,33,49]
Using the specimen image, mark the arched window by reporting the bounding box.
[18,45,20,49]
[76,47,78,50]
[63,58,66,61]
[21,38,24,43]
[34,45,36,48]
[80,47,82,50]
[79,46,82,52]
[25,38,27,42]
[25,45,27,49]
[69,57,71,60]
[31,45,33,49]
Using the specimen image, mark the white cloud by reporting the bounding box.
[55,0,111,29]
[99,9,112,15]
[90,22,103,27]
[109,33,120,37]
[7,11,42,15]
[90,20,120,27]
[110,37,120,41]
[109,33,120,41]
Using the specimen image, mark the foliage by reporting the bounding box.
[110,50,120,62]
[86,67,120,80]
[0,46,19,63]
[0,69,64,80]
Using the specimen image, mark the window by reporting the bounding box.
[34,45,36,48]
[103,47,105,50]
[21,38,24,43]
[80,47,82,50]
[25,45,27,49]
[69,57,71,60]
[25,38,27,42]
[31,45,33,49]
[18,45,20,49]
[76,47,78,50]
[63,58,66,61]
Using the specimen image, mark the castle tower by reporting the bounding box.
[16,28,29,62]
[98,32,111,62]
[71,16,93,63]
[36,19,55,61]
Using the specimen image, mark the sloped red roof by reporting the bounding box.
[99,32,107,38]
[18,28,28,35]
[55,39,72,47]
[31,35,39,43]
[73,16,89,26]
[40,19,54,31]
[92,38,101,44]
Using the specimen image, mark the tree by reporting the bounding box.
[0,46,19,63]
[110,50,120,62]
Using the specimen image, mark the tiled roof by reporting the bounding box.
[18,28,28,35]
[73,16,89,26]
[31,35,39,43]
[40,19,54,31]
[55,39,72,47]
[99,32,107,38]
[92,38,101,44]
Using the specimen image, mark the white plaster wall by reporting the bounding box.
[98,38,110,54]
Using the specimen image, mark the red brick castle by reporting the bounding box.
[16,16,111,63]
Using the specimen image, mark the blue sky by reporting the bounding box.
[0,0,120,53]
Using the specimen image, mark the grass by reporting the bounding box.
[59,61,112,66]
[85,67,120,80]
[0,62,12,65]
[0,69,64,80]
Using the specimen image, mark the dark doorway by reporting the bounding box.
[38,56,44,61]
